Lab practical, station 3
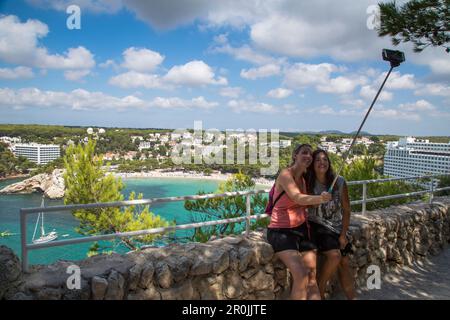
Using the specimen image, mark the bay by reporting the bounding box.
[0,177,221,265]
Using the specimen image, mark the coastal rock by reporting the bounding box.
[238,247,253,272]
[159,280,194,300]
[155,262,173,289]
[127,285,161,300]
[138,262,154,289]
[91,276,108,300]
[0,169,65,199]
[104,270,125,300]
[0,246,22,299]
[245,270,274,292]
[62,278,90,300]
[193,275,225,300]
[128,264,143,291]
[223,272,244,299]
[36,287,62,300]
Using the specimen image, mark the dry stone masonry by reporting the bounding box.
[1,197,449,300]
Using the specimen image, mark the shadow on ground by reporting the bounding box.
[331,247,450,300]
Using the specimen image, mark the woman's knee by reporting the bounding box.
[301,251,319,284]
[324,250,341,266]
[301,250,318,268]
[289,263,309,282]
[277,251,309,282]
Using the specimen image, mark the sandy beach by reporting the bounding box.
[114,169,274,186]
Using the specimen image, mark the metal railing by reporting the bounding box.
[19,173,450,272]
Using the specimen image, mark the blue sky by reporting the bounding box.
[0,0,449,135]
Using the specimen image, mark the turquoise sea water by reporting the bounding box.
[0,177,222,265]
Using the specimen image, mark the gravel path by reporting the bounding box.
[332,247,450,300]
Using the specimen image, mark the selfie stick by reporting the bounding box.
[328,49,405,192]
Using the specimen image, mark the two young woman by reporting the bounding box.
[266,144,355,300]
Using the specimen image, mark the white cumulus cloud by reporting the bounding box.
[283,63,339,88]
[149,96,218,109]
[0,15,95,80]
[317,76,367,94]
[164,60,227,86]
[109,71,165,89]
[267,88,292,99]
[360,85,393,101]
[0,87,220,111]
[219,86,243,98]
[398,100,436,112]
[415,83,450,97]
[240,64,281,80]
[0,66,34,79]
[0,87,146,110]
[121,47,164,72]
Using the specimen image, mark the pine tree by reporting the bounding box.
[378,0,450,53]
[63,139,172,253]
[184,172,267,242]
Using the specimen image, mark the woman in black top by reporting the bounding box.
[306,149,355,299]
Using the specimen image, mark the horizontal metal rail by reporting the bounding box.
[351,189,431,205]
[26,213,268,250]
[20,189,270,214]
[19,174,450,272]
[346,173,447,185]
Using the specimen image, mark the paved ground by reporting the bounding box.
[332,248,450,300]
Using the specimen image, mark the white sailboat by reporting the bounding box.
[32,197,58,244]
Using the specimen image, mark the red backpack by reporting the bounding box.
[264,184,286,215]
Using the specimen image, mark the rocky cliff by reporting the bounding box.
[0,169,65,199]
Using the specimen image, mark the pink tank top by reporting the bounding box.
[268,176,308,229]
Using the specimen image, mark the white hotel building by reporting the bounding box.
[13,143,60,165]
[383,137,450,178]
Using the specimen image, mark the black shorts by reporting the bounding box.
[310,221,353,256]
[267,223,317,253]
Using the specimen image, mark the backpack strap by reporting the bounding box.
[272,189,285,207]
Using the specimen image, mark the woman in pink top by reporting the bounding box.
[267,144,332,300]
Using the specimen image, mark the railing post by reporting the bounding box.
[362,182,367,215]
[245,194,251,236]
[429,178,434,205]
[20,209,28,273]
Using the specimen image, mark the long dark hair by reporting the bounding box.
[306,149,336,194]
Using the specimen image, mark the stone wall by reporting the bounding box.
[1,197,449,300]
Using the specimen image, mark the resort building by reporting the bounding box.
[138,141,152,151]
[319,141,338,153]
[280,139,292,148]
[13,143,60,165]
[383,137,450,178]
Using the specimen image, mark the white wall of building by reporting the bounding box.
[384,137,450,178]
[13,143,60,165]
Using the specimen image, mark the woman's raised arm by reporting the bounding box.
[277,169,331,206]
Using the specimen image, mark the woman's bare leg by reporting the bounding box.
[317,249,341,299]
[338,256,356,300]
[301,250,321,300]
[276,250,309,300]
